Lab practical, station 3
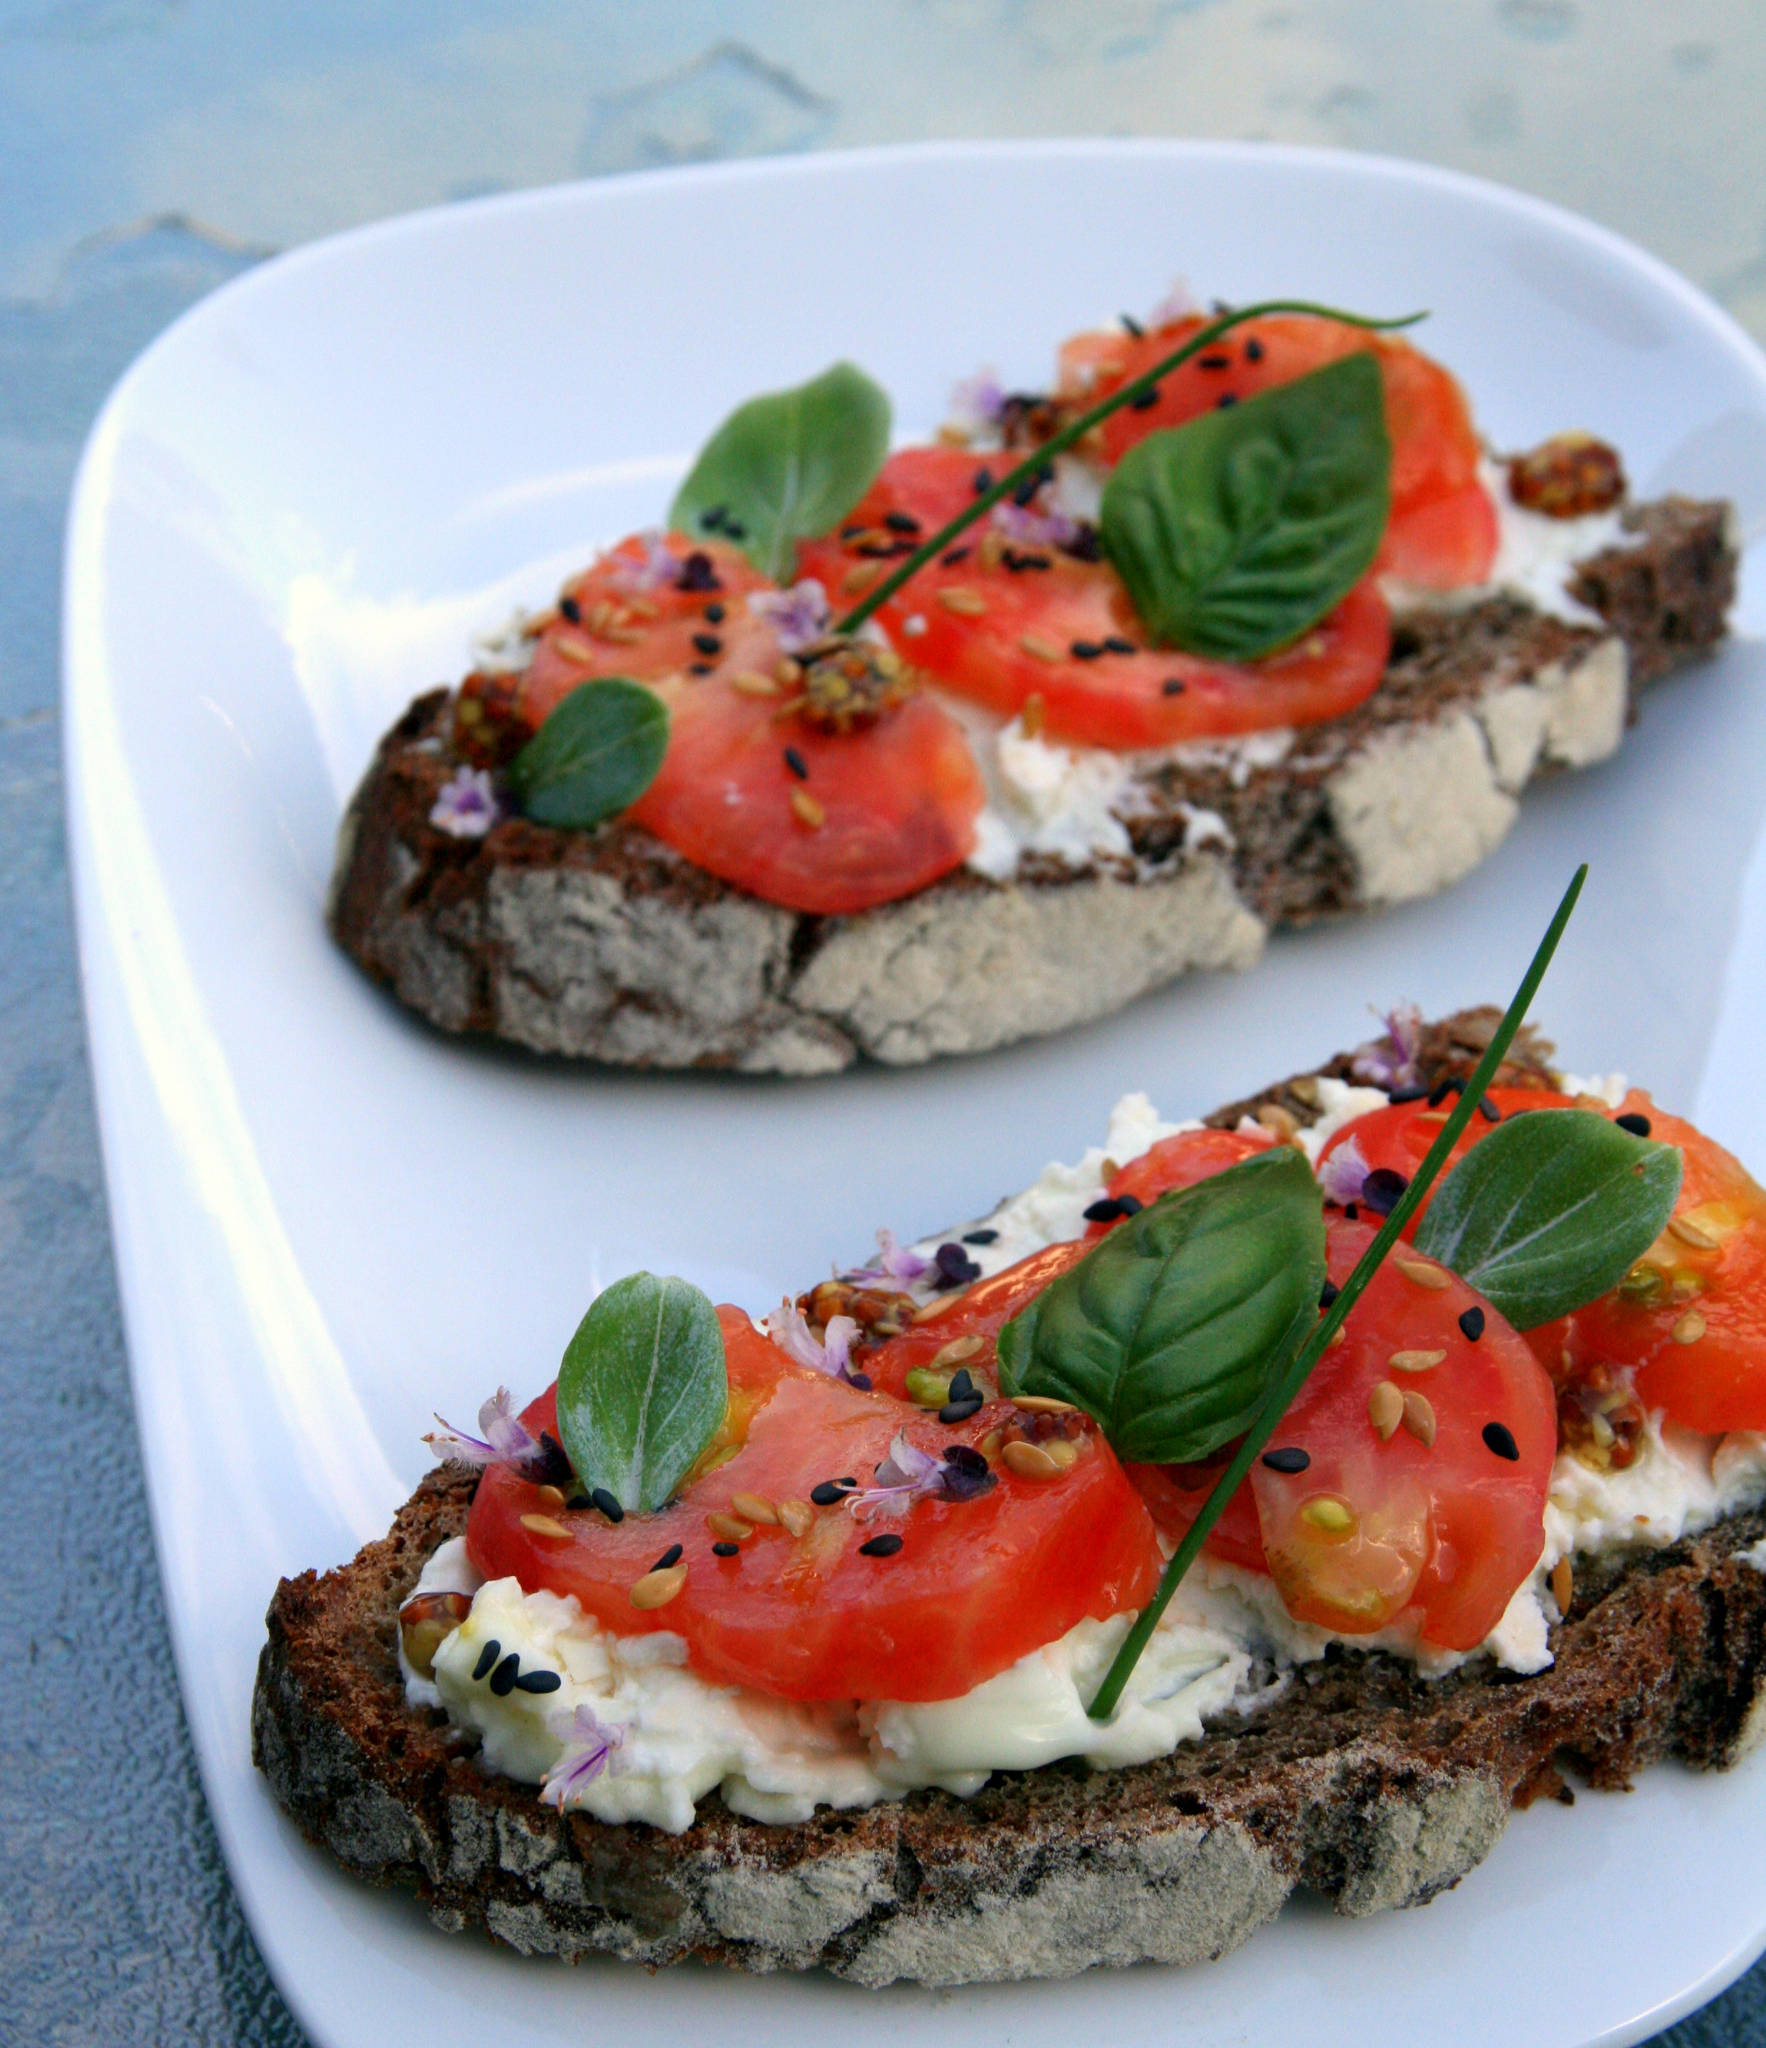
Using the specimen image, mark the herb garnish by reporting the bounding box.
[1414,1107,1682,1330]
[1084,863,1589,1721]
[506,676,669,830]
[553,1273,728,1515]
[1099,354,1392,660]
[670,361,892,584]
[835,299,1422,641]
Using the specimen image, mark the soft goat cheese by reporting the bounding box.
[408,1081,1766,1828]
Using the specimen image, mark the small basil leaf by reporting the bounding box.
[554,1273,728,1514]
[1413,1109,1684,1330]
[1099,352,1391,661]
[669,360,891,582]
[996,1148,1326,1464]
[506,677,668,829]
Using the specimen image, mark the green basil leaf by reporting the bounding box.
[553,1273,728,1514]
[1098,352,1391,661]
[669,360,891,582]
[996,1148,1326,1464]
[1413,1109,1684,1330]
[506,677,668,829]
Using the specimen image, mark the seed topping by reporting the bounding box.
[937,586,987,616]
[630,1564,688,1609]
[790,788,826,830]
[1369,1380,1404,1441]
[1482,1421,1521,1462]
[1261,1445,1311,1474]
[519,1513,572,1541]
[1395,1256,1451,1291]
[1458,1306,1486,1343]
[859,1533,904,1558]
[1389,1348,1447,1374]
[1672,1310,1708,1344]
[1400,1390,1437,1447]
[1001,1439,1062,1480]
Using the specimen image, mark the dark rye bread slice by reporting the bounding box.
[253,1014,1766,1986]
[327,499,1735,1075]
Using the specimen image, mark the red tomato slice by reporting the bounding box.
[797,446,1391,749]
[466,1306,1162,1702]
[1133,1221,1555,1650]
[1086,1127,1276,1238]
[1562,1096,1766,1435]
[466,534,985,916]
[1055,314,1497,590]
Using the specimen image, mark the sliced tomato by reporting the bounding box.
[797,445,1391,749]
[1133,1221,1555,1650]
[466,1306,1162,1702]
[467,534,985,915]
[1086,1127,1276,1238]
[1560,1096,1766,1435]
[1055,314,1497,590]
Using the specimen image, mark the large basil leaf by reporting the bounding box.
[996,1148,1326,1464]
[1414,1109,1683,1330]
[1099,352,1391,661]
[506,677,668,829]
[669,361,891,582]
[554,1273,728,1514]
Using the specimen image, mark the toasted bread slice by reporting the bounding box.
[327,500,1734,1074]
[252,1013,1766,1986]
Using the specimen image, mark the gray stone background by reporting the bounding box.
[4,2,1765,2041]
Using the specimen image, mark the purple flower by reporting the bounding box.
[765,1301,863,1383]
[1146,277,1201,329]
[746,579,832,655]
[947,368,1008,436]
[429,766,500,839]
[608,529,680,593]
[846,1228,931,1287]
[990,499,1081,550]
[848,1432,995,1520]
[425,1387,549,1475]
[1351,1003,1425,1089]
[1316,1134,1373,1209]
[538,1704,624,1811]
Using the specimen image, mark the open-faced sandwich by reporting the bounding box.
[256,894,1766,1985]
[328,294,1737,1073]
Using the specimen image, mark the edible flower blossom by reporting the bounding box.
[1316,1133,1374,1209]
[846,1228,931,1287]
[539,1704,624,1810]
[608,528,681,593]
[1146,276,1202,329]
[1351,1003,1426,1089]
[766,1301,863,1383]
[847,1432,996,1520]
[947,367,1011,439]
[746,579,832,655]
[990,499,1082,551]
[429,766,500,839]
[425,1387,550,1476]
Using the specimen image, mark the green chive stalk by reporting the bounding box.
[835,299,1425,636]
[1086,863,1590,1722]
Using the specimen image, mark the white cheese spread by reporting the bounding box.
[407,1078,1766,1831]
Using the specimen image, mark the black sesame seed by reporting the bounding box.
[651,1544,684,1573]
[472,1640,501,1683]
[939,1395,985,1425]
[810,1481,847,1507]
[1459,1306,1486,1343]
[1478,1095,1502,1122]
[948,1367,976,1400]
[783,746,810,780]
[1197,352,1232,370]
[489,1653,522,1697]
[1360,1167,1409,1218]
[840,1476,859,1488]
[591,1486,625,1524]
[559,595,581,623]
[846,1371,873,1391]
[1070,639,1104,659]
[676,551,721,594]
[700,504,729,533]
[1388,1085,1430,1103]
[703,601,725,623]
[1616,1112,1652,1138]
[1216,392,1238,409]
[724,519,747,540]
[1261,1446,1312,1475]
[1245,336,1265,362]
[884,510,922,534]
[972,467,994,495]
[1320,1279,1341,1308]
[963,1228,999,1245]
[1483,1421,1521,1462]
[1161,678,1187,696]
[1118,1194,1144,1216]
[712,1541,740,1558]
[1083,1196,1127,1223]
[1129,385,1161,410]
[1003,548,1052,571]
[859,1533,905,1558]
[1102,635,1137,655]
[1012,474,1040,507]
[1428,1077,1466,1108]
[692,632,722,658]
[565,1493,591,1511]
[933,1242,982,1288]
[688,661,714,675]
[1344,1202,1360,1221]
[840,523,866,540]
[1120,312,1145,337]
[941,545,972,566]
[514,1668,563,1694]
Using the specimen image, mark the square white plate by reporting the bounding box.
[64,140,1766,2048]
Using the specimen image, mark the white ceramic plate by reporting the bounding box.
[64,141,1766,2048]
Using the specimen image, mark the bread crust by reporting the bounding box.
[327,499,1735,1073]
[252,1015,1766,1985]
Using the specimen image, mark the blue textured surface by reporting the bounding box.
[6,6,1766,2041]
